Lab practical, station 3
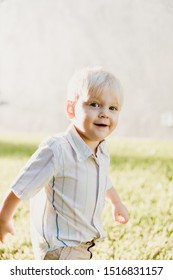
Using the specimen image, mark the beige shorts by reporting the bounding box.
[44,241,95,260]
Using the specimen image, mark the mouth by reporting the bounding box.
[94,123,109,127]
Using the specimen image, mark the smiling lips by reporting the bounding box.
[94,123,109,127]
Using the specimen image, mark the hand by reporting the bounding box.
[0,220,15,243]
[113,203,129,224]
[0,191,20,243]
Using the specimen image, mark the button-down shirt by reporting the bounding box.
[11,125,112,259]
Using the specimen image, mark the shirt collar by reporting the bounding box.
[65,125,109,161]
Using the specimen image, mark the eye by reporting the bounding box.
[89,102,100,108]
[109,106,118,111]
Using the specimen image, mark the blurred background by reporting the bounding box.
[1,0,173,260]
[0,0,173,139]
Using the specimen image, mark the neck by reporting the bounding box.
[74,126,101,155]
[82,138,100,156]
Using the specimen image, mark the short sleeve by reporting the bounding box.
[11,142,55,200]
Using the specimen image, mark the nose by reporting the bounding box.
[98,109,109,118]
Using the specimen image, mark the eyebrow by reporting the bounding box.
[83,96,100,103]
[85,97,119,108]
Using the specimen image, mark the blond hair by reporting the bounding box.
[67,66,123,109]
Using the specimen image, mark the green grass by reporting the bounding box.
[0,137,173,260]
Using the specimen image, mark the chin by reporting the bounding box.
[92,135,106,142]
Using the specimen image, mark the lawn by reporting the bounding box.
[0,137,173,260]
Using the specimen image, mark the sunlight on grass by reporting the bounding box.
[0,137,173,259]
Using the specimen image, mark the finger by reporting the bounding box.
[10,228,15,236]
[117,215,126,224]
[8,226,15,236]
[0,232,3,243]
[0,235,5,243]
[115,213,126,224]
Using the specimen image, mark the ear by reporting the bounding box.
[66,100,75,119]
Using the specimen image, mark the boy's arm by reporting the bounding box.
[0,191,21,243]
[106,187,129,224]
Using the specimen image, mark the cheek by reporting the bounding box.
[75,102,89,116]
[74,109,89,128]
[111,115,119,126]
[77,107,94,121]
[80,114,94,131]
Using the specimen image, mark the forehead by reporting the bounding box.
[84,85,122,106]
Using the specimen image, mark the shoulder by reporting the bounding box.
[40,132,72,158]
[40,133,66,150]
[39,133,75,174]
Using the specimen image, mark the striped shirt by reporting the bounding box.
[11,125,112,259]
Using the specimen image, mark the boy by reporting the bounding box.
[0,67,129,260]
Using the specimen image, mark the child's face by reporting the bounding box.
[67,87,121,150]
